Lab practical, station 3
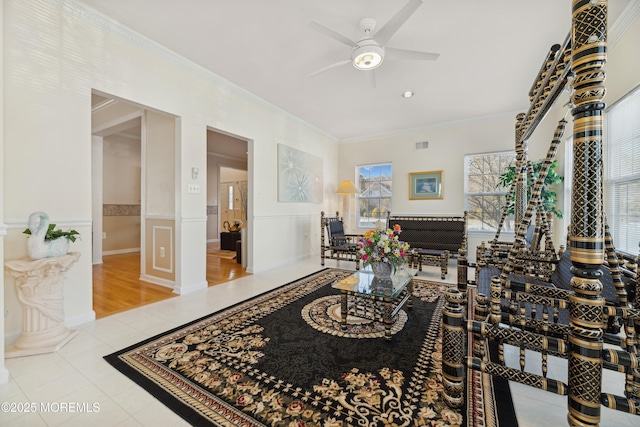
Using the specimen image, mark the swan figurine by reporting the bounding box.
[26,211,70,259]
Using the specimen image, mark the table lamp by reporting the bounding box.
[336,180,359,229]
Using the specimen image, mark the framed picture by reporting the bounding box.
[409,170,443,200]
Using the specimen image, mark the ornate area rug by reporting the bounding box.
[104,268,517,426]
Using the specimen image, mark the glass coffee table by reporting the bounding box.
[332,266,415,340]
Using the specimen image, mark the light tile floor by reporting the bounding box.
[0,257,637,426]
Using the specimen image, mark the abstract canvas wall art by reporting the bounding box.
[278,144,323,203]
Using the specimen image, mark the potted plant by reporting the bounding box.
[23,212,80,259]
[498,159,564,219]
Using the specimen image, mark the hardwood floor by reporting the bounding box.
[92,243,250,318]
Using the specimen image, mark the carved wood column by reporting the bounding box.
[514,113,527,225]
[442,288,465,408]
[568,1,607,426]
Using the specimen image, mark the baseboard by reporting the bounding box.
[250,253,312,275]
[0,367,9,385]
[65,310,96,327]
[173,280,208,295]
[103,248,140,256]
[4,331,21,346]
[140,274,175,290]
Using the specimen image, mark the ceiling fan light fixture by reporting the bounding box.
[352,45,384,70]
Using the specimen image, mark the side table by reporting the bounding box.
[4,252,80,358]
[220,231,241,251]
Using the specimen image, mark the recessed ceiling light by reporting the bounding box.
[402,91,414,98]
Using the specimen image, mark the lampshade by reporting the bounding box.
[336,180,359,195]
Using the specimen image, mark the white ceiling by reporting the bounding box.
[80,0,632,141]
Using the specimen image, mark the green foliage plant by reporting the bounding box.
[498,159,564,219]
[23,223,80,242]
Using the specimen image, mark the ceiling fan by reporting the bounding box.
[308,0,439,85]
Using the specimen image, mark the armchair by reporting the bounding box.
[320,211,362,270]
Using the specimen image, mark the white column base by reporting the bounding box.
[6,329,78,358]
[4,252,81,358]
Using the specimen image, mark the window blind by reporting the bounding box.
[606,86,640,254]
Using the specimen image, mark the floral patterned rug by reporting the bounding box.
[104,268,516,426]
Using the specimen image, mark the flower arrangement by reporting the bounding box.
[358,224,410,272]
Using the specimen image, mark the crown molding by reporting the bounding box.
[207,151,248,162]
[340,110,520,144]
[91,98,117,113]
[610,0,640,48]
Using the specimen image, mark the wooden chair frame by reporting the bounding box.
[320,211,362,270]
[442,3,640,425]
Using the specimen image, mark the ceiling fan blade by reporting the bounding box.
[309,21,358,47]
[308,59,352,77]
[385,47,439,61]
[372,0,423,46]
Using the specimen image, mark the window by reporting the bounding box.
[465,151,515,231]
[228,185,234,210]
[357,163,392,228]
[606,85,640,255]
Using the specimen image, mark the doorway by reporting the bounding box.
[91,91,179,317]
[90,96,252,318]
[91,92,143,265]
[206,128,249,265]
[219,169,248,232]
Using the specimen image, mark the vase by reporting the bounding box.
[26,212,70,259]
[370,262,393,280]
[28,236,69,259]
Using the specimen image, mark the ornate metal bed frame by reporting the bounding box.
[442,2,640,426]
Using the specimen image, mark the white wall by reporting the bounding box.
[0,0,8,383]
[144,110,176,220]
[339,112,561,260]
[103,135,141,204]
[606,9,640,105]
[2,0,338,344]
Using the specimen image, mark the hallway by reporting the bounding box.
[92,243,250,318]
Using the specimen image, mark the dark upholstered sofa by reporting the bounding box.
[386,212,467,279]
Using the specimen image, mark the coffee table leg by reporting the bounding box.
[383,300,392,340]
[340,292,348,330]
[408,281,414,309]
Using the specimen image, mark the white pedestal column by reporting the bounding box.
[4,252,80,358]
